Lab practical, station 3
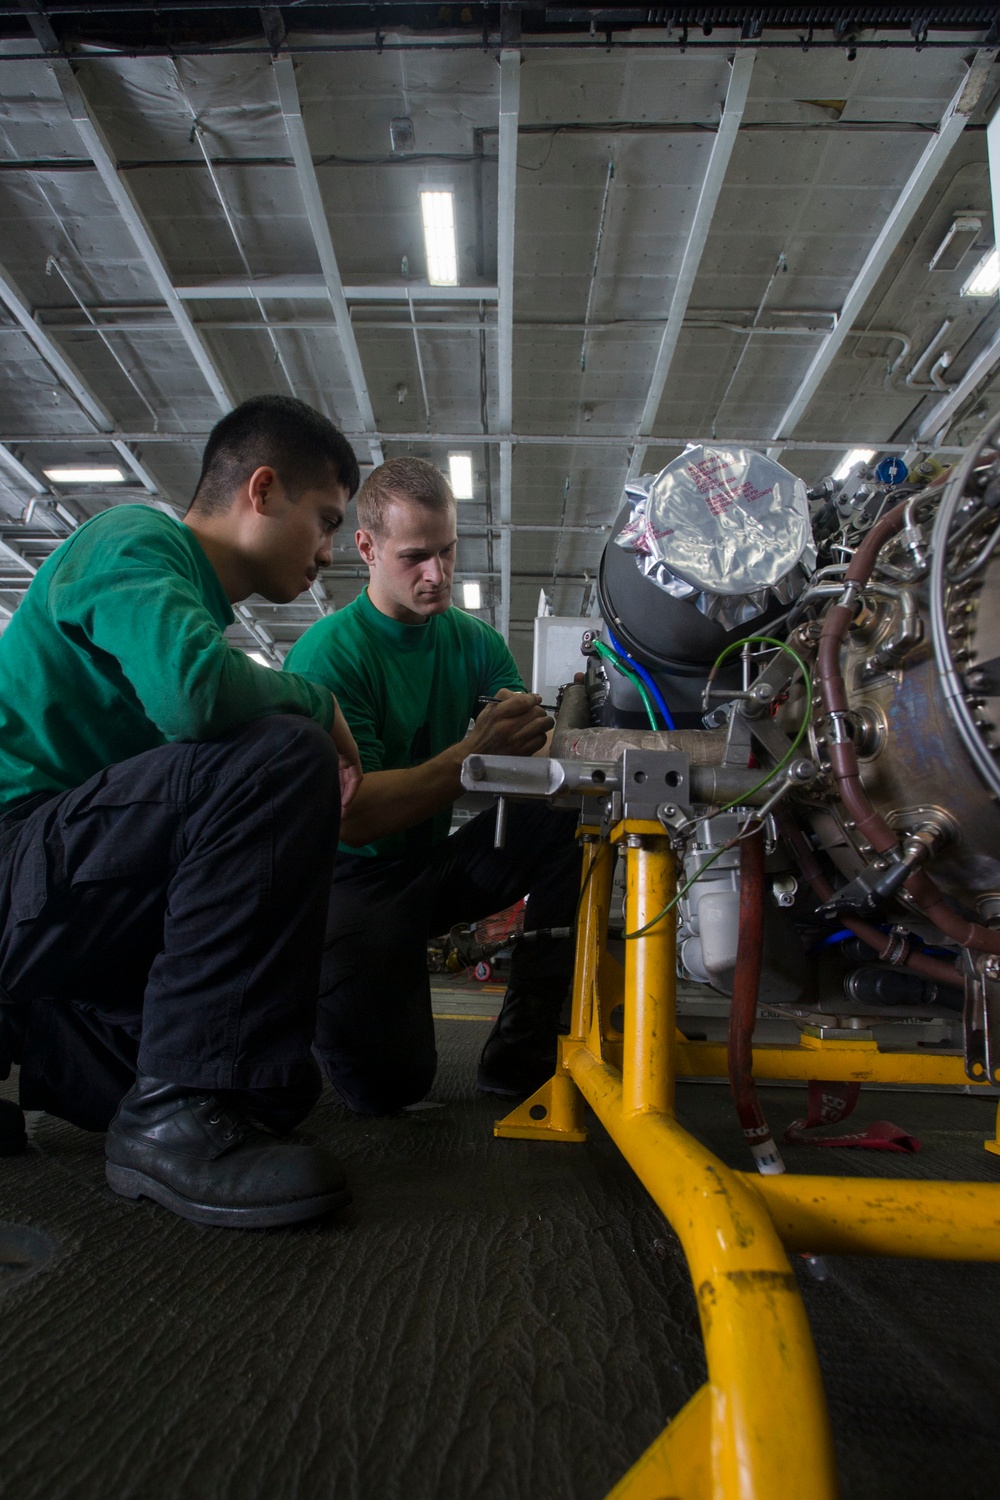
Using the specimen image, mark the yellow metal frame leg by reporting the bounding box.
[491,817,1000,1500]
[494,831,611,1142]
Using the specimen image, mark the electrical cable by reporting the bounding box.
[593,638,659,728]
[591,639,659,730]
[621,637,813,940]
[607,628,677,730]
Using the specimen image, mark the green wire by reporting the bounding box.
[592,638,660,731]
[710,636,813,815]
[621,636,813,940]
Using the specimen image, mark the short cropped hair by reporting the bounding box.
[357,456,454,538]
[188,395,361,515]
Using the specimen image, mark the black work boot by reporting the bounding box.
[105,1076,351,1229]
[477,985,564,1097]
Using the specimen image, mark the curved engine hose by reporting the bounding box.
[607,629,677,730]
[814,496,1000,955]
[774,807,963,991]
[592,639,660,731]
[815,497,911,854]
[727,823,785,1174]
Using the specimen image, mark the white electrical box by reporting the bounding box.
[531,616,601,702]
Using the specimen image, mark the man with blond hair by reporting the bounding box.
[284,456,580,1114]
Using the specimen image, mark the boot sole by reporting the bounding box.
[105,1163,351,1229]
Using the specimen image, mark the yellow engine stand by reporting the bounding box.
[494,822,1000,1500]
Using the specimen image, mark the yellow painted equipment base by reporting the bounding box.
[494,824,1000,1500]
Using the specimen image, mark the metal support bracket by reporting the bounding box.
[619,747,692,825]
[962,948,1000,1087]
[493,1060,588,1143]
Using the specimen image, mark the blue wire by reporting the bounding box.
[818,928,854,948]
[607,630,677,730]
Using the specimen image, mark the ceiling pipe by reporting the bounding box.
[905,318,955,390]
[768,48,997,460]
[916,326,1000,442]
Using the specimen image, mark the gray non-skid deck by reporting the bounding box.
[0,1014,998,1500]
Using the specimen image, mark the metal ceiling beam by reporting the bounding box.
[0,443,47,495]
[629,50,755,479]
[175,277,498,303]
[0,254,158,493]
[497,47,520,644]
[272,55,383,466]
[0,536,37,576]
[768,48,997,456]
[0,430,970,455]
[50,61,233,415]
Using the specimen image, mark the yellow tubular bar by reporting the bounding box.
[567,1040,838,1500]
[677,1038,989,1088]
[742,1174,1000,1259]
[622,835,676,1116]
[495,819,1000,1498]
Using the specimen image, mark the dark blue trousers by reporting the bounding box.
[316,803,581,1113]
[0,715,340,1132]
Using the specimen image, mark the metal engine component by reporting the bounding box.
[596,447,816,727]
[811,431,1000,926]
[676,813,743,992]
[463,416,1000,1076]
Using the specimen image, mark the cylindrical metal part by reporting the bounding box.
[551,726,727,764]
[493,796,507,849]
[686,764,763,805]
[553,681,589,733]
[622,836,676,1117]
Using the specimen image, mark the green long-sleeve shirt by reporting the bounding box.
[284,587,521,858]
[0,504,334,809]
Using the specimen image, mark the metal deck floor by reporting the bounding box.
[0,1014,998,1500]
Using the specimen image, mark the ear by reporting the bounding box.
[356,527,378,566]
[247,466,278,517]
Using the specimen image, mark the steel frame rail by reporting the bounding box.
[495,821,1000,1500]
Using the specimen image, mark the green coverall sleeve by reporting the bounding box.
[54,534,335,741]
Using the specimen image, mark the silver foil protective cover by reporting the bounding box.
[615,445,816,629]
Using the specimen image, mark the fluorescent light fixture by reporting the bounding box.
[448,453,474,499]
[462,581,482,611]
[961,248,1000,298]
[420,189,458,287]
[43,466,125,484]
[832,448,875,482]
[247,650,274,668]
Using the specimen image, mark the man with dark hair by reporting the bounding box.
[284,456,581,1115]
[190,393,361,517]
[0,394,362,1228]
